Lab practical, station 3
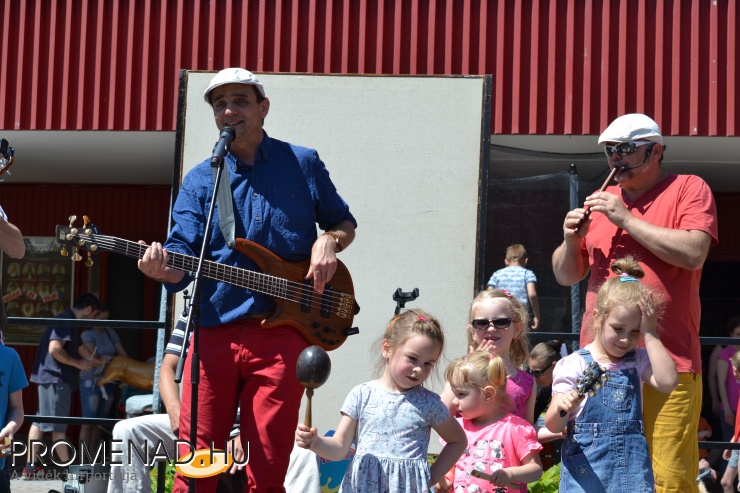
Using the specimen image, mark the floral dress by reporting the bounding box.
[339,381,450,492]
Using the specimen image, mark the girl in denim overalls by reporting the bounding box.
[545,257,678,492]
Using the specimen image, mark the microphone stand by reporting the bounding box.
[174,146,230,493]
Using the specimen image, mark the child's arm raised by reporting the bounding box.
[295,413,357,462]
[639,292,678,393]
[428,415,467,488]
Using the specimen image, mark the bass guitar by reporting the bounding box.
[56,216,359,351]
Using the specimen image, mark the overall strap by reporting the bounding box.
[212,163,235,248]
[577,347,594,364]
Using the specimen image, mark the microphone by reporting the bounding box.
[210,126,236,165]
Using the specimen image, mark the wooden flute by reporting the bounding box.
[573,166,620,232]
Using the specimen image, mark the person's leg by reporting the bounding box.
[721,450,739,493]
[25,382,59,475]
[107,413,175,493]
[25,424,45,466]
[173,325,240,493]
[50,382,73,464]
[239,325,307,493]
[644,373,702,493]
[79,378,100,453]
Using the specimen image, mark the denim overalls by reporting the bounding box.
[560,348,654,493]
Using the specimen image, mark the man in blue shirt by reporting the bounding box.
[138,68,356,493]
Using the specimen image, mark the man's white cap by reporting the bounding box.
[597,113,663,145]
[203,68,265,104]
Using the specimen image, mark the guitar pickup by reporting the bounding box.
[320,284,333,318]
[301,280,312,313]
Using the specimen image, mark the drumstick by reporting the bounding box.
[470,469,522,488]
[573,166,620,232]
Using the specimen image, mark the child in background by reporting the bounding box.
[295,309,467,492]
[546,257,678,492]
[721,350,740,493]
[528,341,563,426]
[487,244,541,330]
[443,289,535,426]
[717,317,740,443]
[0,342,29,492]
[435,352,543,492]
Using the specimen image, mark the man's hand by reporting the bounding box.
[582,191,631,228]
[306,235,338,294]
[137,241,185,284]
[227,435,246,475]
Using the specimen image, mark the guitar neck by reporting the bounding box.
[96,235,288,298]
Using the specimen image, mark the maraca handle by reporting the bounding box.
[304,389,314,428]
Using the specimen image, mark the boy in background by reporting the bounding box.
[487,244,541,329]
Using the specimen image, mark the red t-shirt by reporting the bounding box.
[578,174,718,373]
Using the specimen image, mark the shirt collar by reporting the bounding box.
[226,130,273,168]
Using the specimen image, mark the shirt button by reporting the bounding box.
[253,192,258,197]
[255,216,261,221]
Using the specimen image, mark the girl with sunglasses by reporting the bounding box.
[442,289,535,425]
[434,352,543,492]
[545,257,677,492]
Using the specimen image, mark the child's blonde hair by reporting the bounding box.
[730,350,740,372]
[446,351,514,412]
[467,289,530,367]
[375,308,445,377]
[591,256,663,336]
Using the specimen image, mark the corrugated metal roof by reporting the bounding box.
[1,0,736,135]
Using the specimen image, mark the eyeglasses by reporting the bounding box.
[527,368,546,378]
[603,141,653,159]
[471,318,512,330]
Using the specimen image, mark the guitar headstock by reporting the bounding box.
[577,361,609,397]
[55,215,99,266]
[0,138,15,179]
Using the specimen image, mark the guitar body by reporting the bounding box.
[233,239,358,350]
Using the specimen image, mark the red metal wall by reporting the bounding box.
[1,0,737,135]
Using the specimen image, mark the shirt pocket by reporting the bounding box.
[265,187,314,231]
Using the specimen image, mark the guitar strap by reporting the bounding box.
[212,164,236,248]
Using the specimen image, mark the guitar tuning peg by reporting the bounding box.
[68,215,77,227]
[60,245,69,257]
[83,215,90,228]
[85,253,94,267]
[72,248,82,262]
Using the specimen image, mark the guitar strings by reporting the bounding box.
[82,235,354,316]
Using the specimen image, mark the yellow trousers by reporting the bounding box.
[643,373,702,493]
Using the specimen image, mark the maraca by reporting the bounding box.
[296,345,332,428]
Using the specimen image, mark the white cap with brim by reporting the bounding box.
[597,113,663,145]
[204,68,265,104]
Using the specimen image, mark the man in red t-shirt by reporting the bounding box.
[552,113,719,493]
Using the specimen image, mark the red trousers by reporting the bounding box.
[174,320,308,493]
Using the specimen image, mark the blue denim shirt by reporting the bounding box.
[164,132,356,327]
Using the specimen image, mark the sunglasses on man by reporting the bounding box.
[471,318,512,330]
[603,141,654,159]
